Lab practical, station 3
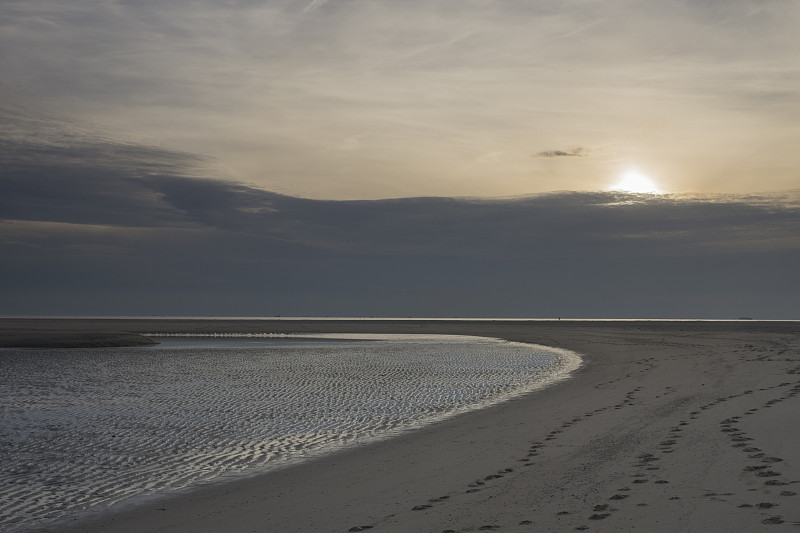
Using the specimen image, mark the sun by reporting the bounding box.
[609,168,664,194]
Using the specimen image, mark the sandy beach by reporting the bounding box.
[4,318,800,532]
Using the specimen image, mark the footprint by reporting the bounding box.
[757,502,779,509]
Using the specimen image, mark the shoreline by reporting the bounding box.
[5,319,800,532]
[1,317,797,349]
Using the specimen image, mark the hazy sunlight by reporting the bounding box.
[609,168,664,194]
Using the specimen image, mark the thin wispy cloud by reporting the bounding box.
[301,0,331,15]
[557,18,608,39]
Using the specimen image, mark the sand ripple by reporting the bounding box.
[0,334,579,531]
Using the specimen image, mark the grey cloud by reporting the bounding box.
[0,104,212,228]
[535,147,589,158]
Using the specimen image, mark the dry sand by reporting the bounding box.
[4,318,800,532]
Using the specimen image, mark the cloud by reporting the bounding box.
[0,104,212,228]
[535,147,590,158]
[2,104,800,318]
[3,1,799,198]
[301,0,331,15]
[2,105,798,260]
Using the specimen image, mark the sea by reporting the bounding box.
[0,333,580,532]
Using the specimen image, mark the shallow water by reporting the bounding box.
[0,333,579,531]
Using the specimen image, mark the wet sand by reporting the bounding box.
[4,318,800,532]
[0,319,157,348]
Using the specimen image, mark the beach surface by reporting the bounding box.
[4,318,800,532]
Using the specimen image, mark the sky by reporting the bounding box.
[1,0,799,318]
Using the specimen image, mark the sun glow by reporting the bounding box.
[609,168,664,194]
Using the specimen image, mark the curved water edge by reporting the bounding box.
[0,333,581,532]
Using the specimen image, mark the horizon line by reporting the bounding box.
[1,316,797,322]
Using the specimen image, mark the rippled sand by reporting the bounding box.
[0,334,579,532]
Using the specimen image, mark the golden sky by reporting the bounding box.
[3,0,800,199]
